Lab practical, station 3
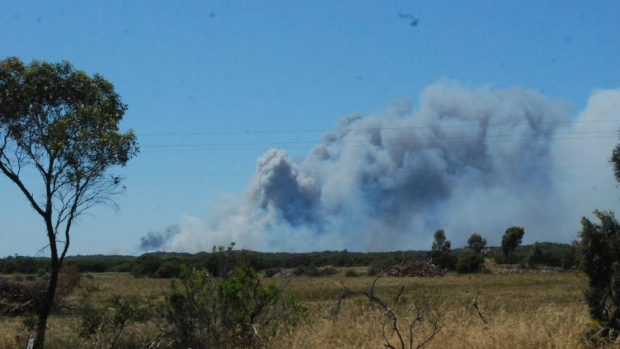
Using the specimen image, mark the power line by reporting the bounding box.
[123,165,612,178]
[137,119,620,137]
[141,130,615,148]
[140,133,617,152]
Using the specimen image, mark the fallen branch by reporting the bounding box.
[472,291,488,325]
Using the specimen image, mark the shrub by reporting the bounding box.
[78,294,151,348]
[131,255,163,278]
[494,252,526,266]
[580,210,620,344]
[293,266,337,277]
[110,261,134,273]
[319,266,338,276]
[345,270,361,277]
[431,251,458,271]
[155,260,183,278]
[159,265,306,348]
[456,253,485,274]
[263,268,282,278]
[367,265,383,276]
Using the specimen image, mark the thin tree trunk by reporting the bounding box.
[33,220,60,349]
[33,267,59,349]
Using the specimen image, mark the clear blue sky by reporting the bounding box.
[1,1,619,256]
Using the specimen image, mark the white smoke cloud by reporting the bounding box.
[140,81,620,252]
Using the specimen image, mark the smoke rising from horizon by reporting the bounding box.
[138,224,181,251]
[137,81,620,253]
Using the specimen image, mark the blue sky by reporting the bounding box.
[1,1,619,256]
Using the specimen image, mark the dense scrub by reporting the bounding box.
[1,271,615,349]
[1,242,579,278]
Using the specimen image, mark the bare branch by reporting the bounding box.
[333,265,441,349]
[472,291,488,326]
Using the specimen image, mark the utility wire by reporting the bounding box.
[123,165,612,178]
[140,134,617,152]
[138,118,620,137]
[140,130,616,149]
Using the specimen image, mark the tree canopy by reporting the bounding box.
[578,132,620,343]
[580,210,620,341]
[431,229,451,252]
[0,56,138,349]
[612,139,620,183]
[501,227,524,260]
[467,233,487,254]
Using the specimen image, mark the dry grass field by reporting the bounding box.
[0,269,617,349]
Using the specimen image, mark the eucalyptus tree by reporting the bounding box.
[0,57,138,348]
[467,233,487,254]
[501,227,524,266]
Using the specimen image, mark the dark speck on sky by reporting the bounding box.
[398,12,418,27]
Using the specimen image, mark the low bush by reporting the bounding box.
[456,253,485,274]
[263,268,282,278]
[293,266,338,277]
[78,294,152,348]
[345,270,361,277]
[160,265,306,348]
[155,260,183,278]
[366,265,383,276]
[131,255,163,278]
[494,252,527,266]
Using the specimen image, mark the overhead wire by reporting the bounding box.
[137,118,620,137]
[122,165,613,178]
[123,119,620,177]
[139,130,617,151]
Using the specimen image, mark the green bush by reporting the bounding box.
[293,266,337,277]
[345,270,361,277]
[494,252,526,266]
[319,266,338,276]
[78,294,151,348]
[367,265,383,276]
[456,253,485,274]
[160,265,306,348]
[263,268,282,278]
[430,251,458,271]
[580,210,620,344]
[155,260,183,278]
[131,255,163,278]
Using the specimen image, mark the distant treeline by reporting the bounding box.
[0,242,579,277]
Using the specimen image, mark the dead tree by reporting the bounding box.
[332,266,441,349]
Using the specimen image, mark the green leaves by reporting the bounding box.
[161,265,304,348]
[0,56,139,349]
[580,210,620,343]
[501,226,525,257]
[0,57,137,181]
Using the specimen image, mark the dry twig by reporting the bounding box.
[332,266,441,349]
[472,291,488,325]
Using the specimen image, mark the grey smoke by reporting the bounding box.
[142,81,620,252]
[138,224,181,252]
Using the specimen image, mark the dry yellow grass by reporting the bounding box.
[1,270,618,348]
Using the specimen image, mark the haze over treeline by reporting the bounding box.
[138,82,620,253]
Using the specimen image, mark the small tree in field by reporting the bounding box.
[0,57,138,349]
[430,230,456,270]
[467,233,487,254]
[580,210,620,343]
[501,227,524,266]
[579,135,620,344]
[431,229,451,252]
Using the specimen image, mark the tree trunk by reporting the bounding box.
[33,261,59,349]
[33,217,60,349]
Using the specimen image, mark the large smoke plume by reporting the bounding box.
[138,81,620,253]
